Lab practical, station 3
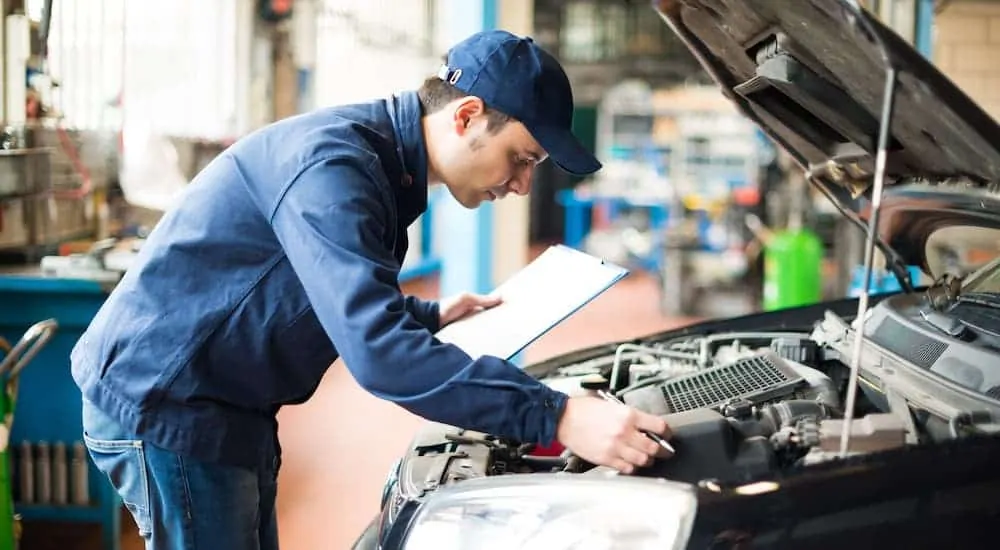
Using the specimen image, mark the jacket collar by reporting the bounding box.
[386,91,429,226]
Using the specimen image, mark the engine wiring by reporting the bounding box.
[608,343,700,392]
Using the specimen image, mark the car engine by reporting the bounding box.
[397,290,1000,498]
[401,327,880,491]
[525,328,874,485]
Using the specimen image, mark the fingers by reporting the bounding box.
[558,396,673,476]
[632,413,674,459]
[619,444,654,470]
[605,440,655,475]
[603,414,659,474]
[610,458,636,475]
[471,293,502,308]
[616,410,673,472]
[653,444,675,460]
[440,292,503,326]
[625,429,662,458]
[452,292,502,311]
[634,411,672,440]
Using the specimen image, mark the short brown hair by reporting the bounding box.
[417,76,512,134]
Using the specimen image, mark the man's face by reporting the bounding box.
[436,98,548,208]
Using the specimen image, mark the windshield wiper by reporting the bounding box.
[919,308,970,339]
[955,292,1000,310]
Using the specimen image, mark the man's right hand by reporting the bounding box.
[555,395,673,474]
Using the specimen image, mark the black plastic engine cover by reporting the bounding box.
[634,408,777,484]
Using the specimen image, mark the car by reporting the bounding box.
[353,0,1000,548]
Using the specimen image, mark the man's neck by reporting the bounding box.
[421,114,445,186]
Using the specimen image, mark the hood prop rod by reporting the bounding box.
[840,0,900,458]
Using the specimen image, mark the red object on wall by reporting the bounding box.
[270,0,292,14]
[261,0,294,21]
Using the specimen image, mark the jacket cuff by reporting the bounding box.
[404,296,440,333]
[534,387,570,446]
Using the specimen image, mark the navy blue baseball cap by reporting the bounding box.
[437,30,602,176]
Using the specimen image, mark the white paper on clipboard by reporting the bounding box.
[434,245,629,361]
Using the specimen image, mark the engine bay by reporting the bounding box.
[399,289,1000,495]
[517,321,904,485]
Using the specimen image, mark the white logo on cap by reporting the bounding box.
[449,69,462,85]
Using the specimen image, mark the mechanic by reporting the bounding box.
[71,30,672,549]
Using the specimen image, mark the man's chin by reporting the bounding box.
[455,194,482,209]
[438,183,491,209]
[438,186,475,208]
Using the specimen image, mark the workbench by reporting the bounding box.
[0,270,120,550]
[555,187,670,273]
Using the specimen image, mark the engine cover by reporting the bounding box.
[634,408,777,484]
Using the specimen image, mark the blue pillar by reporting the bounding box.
[437,0,498,298]
[915,0,935,58]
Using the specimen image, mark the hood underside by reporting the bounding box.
[653,0,1000,274]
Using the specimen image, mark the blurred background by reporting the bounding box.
[0,0,997,548]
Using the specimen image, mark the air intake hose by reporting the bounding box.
[758,400,833,435]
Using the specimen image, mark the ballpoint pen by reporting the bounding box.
[597,389,676,454]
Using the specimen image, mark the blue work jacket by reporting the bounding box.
[71,91,568,469]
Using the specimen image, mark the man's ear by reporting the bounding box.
[452,96,486,136]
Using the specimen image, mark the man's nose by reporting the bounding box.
[509,166,534,196]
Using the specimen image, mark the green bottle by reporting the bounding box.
[763,228,824,311]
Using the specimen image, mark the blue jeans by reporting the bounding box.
[81,399,280,550]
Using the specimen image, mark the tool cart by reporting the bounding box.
[0,275,121,550]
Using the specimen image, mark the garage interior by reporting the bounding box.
[0,0,998,549]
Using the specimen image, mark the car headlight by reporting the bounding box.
[401,473,698,550]
[380,458,401,512]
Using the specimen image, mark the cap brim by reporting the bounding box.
[530,125,602,176]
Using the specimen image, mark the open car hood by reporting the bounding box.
[653,0,1000,280]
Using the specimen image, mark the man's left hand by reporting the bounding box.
[439,292,502,327]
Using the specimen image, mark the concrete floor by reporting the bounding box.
[26,259,714,550]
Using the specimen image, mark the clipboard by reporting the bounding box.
[434,245,629,361]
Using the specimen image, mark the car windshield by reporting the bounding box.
[925,226,1000,287]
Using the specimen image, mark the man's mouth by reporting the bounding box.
[485,179,512,202]
[487,187,508,201]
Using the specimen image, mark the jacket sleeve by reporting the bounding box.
[269,155,568,445]
[402,296,440,333]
